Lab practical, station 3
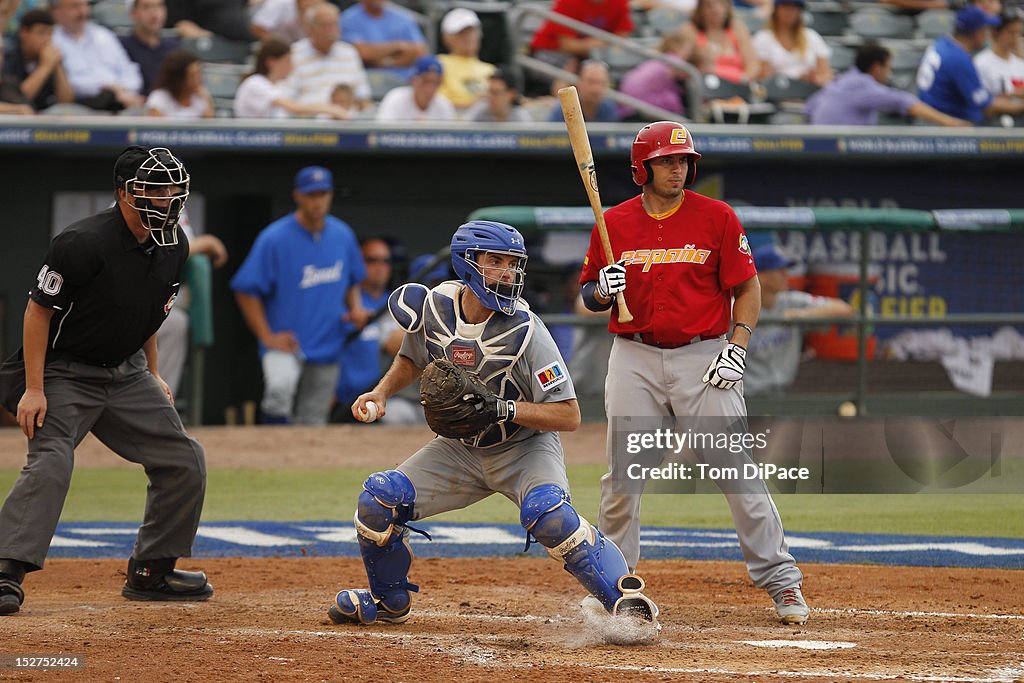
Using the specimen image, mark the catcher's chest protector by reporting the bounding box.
[423,283,535,448]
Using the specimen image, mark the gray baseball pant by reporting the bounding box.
[599,336,802,597]
[0,352,206,571]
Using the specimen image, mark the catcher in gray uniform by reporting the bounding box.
[325,220,658,629]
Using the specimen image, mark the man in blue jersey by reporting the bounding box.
[917,5,1024,123]
[232,166,369,425]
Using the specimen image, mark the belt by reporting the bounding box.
[617,332,725,349]
[50,350,129,368]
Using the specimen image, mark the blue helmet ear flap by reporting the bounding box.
[450,221,528,315]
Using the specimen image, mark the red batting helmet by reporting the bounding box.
[631,121,702,187]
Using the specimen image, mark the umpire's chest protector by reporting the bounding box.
[424,282,535,448]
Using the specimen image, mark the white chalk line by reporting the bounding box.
[228,627,1022,683]
[814,608,1024,621]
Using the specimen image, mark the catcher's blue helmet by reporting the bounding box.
[451,221,527,315]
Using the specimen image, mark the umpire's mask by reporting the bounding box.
[119,147,190,246]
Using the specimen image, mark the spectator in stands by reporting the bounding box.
[332,238,421,425]
[753,0,832,85]
[251,0,318,44]
[743,245,853,398]
[618,32,691,118]
[1,0,42,36]
[529,0,634,78]
[52,0,144,112]
[547,59,620,121]
[376,54,456,121]
[234,36,353,118]
[145,49,214,118]
[2,9,74,112]
[974,10,1024,96]
[231,166,369,425]
[0,36,35,115]
[121,0,181,95]
[340,0,428,80]
[467,66,533,122]
[917,5,1024,123]
[157,211,229,400]
[165,0,253,42]
[806,42,970,126]
[437,8,494,111]
[289,3,370,111]
[677,0,760,84]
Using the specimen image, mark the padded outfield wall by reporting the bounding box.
[0,120,1021,422]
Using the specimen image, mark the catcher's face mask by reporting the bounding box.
[466,250,527,315]
[125,148,190,247]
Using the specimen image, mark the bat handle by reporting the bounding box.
[615,292,633,323]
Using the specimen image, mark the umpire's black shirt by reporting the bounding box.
[29,206,189,367]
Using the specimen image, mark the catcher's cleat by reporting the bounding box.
[773,584,810,625]
[0,560,27,616]
[328,589,410,625]
[121,558,213,602]
[611,575,661,629]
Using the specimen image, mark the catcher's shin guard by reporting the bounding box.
[353,470,420,617]
[522,485,657,620]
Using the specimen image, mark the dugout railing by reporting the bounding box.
[468,205,1024,417]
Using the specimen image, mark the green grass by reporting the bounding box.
[1,465,1021,538]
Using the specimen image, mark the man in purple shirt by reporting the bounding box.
[807,43,969,126]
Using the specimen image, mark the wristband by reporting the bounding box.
[734,322,754,336]
[497,399,516,424]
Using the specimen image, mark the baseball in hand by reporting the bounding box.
[358,401,379,423]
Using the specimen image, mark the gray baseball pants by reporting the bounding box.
[0,352,206,571]
[599,336,802,597]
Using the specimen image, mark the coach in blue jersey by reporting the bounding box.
[231,166,368,425]
[917,5,1024,123]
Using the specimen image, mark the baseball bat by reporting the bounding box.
[557,86,633,323]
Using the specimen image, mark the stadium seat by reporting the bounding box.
[93,0,133,30]
[593,44,648,82]
[830,43,855,72]
[645,6,690,36]
[849,9,915,39]
[700,74,775,123]
[916,9,955,39]
[762,74,819,102]
[368,69,408,101]
[203,64,247,99]
[734,7,765,34]
[889,44,925,72]
[182,36,252,64]
[807,10,848,37]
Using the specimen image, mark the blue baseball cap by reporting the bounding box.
[753,245,795,272]
[412,55,443,78]
[294,166,333,194]
[955,5,1000,34]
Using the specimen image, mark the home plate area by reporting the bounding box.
[11,523,1022,682]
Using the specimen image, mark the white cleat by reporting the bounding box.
[773,584,810,625]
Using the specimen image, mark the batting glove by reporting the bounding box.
[702,343,747,390]
[597,261,627,300]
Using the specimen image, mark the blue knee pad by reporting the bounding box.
[354,470,419,616]
[521,484,631,612]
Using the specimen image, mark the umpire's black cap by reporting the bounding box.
[113,145,150,189]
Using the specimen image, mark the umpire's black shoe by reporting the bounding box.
[122,557,213,602]
[0,559,26,616]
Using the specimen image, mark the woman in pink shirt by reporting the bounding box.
[677,0,760,83]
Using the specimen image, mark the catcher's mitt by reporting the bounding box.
[419,358,513,439]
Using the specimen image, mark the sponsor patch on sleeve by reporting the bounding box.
[535,362,568,391]
[739,234,751,256]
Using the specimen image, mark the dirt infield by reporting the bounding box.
[2,558,1022,682]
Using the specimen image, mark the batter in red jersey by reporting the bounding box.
[579,121,809,625]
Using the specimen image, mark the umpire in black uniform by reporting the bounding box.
[0,146,212,615]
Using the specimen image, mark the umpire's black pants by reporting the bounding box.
[0,351,206,571]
